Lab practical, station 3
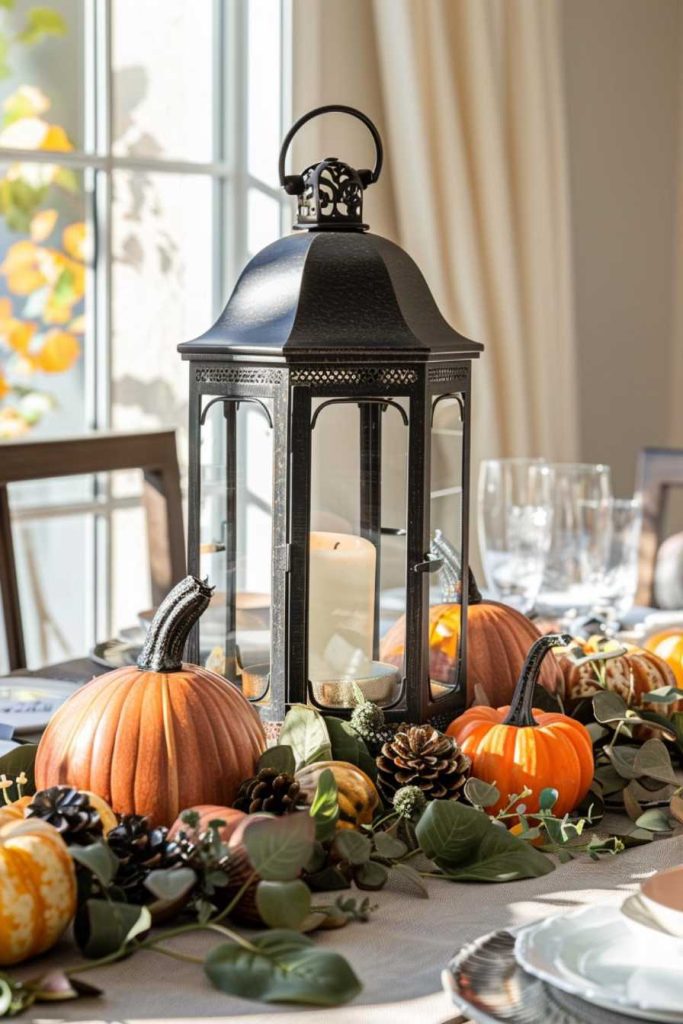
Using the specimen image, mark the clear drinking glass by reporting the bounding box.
[535,463,612,618]
[594,496,643,621]
[478,458,554,614]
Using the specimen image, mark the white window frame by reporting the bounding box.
[3,0,292,659]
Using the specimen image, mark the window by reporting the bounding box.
[0,0,291,669]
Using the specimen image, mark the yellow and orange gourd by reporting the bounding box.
[644,629,683,689]
[295,761,379,830]
[0,818,76,964]
[447,634,593,816]
[36,576,266,827]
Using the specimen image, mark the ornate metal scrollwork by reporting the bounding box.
[195,367,284,385]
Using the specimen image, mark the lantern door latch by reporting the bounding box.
[413,553,443,574]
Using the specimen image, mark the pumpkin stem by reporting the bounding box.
[502,633,573,727]
[137,575,214,672]
[431,530,482,605]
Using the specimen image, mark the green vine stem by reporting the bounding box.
[137,576,214,672]
[502,633,573,727]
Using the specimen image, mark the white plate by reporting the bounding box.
[0,677,80,734]
[516,904,683,1022]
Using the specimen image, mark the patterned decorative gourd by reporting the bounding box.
[447,634,593,816]
[35,577,266,827]
[560,635,680,712]
[295,761,379,830]
[380,570,562,707]
[644,630,683,688]
[0,818,76,964]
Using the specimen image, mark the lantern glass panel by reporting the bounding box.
[308,397,408,710]
[428,393,465,701]
[198,397,273,701]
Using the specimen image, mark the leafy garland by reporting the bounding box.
[0,645,680,1015]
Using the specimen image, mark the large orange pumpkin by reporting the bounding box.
[36,577,266,827]
[380,571,563,707]
[447,634,593,816]
[0,818,76,964]
[560,635,680,712]
[644,630,683,688]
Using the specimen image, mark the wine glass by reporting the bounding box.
[478,458,554,614]
[594,495,643,623]
[535,463,612,619]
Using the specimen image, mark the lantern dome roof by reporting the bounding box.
[178,230,482,362]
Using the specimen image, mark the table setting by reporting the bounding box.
[1,104,683,1024]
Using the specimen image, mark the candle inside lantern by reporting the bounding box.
[308,531,375,682]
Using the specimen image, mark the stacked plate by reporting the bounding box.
[443,865,683,1023]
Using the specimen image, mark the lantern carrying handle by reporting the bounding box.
[279,104,384,195]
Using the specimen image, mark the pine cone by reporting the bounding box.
[233,767,300,815]
[107,814,181,904]
[376,725,471,801]
[27,786,104,846]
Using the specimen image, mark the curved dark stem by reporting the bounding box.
[137,576,214,672]
[502,633,573,727]
[430,530,482,605]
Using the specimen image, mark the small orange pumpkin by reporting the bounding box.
[560,636,680,713]
[36,577,266,827]
[644,630,683,688]
[380,571,563,707]
[0,796,31,828]
[169,804,246,845]
[0,818,76,964]
[447,634,593,816]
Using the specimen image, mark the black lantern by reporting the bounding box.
[179,105,483,726]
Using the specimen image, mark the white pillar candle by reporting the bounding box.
[308,531,375,682]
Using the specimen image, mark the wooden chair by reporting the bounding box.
[0,430,185,671]
[635,446,683,607]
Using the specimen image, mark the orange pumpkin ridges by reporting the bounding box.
[380,569,563,707]
[447,633,594,817]
[644,630,683,689]
[168,805,246,845]
[35,576,266,827]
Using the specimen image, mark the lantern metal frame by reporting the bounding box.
[179,106,483,726]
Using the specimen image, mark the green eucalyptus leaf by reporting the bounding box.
[0,743,37,799]
[415,799,490,868]
[333,830,372,866]
[242,811,315,881]
[258,745,296,776]
[308,768,339,842]
[593,691,628,724]
[605,744,640,780]
[391,861,429,897]
[634,739,678,785]
[640,685,683,704]
[144,867,196,902]
[256,880,311,930]
[354,860,389,890]
[463,777,500,808]
[372,831,408,859]
[635,808,674,833]
[74,900,150,958]
[70,842,119,887]
[304,865,351,891]
[635,711,677,738]
[622,781,644,822]
[325,717,376,780]
[279,705,332,770]
[443,827,554,882]
[204,930,362,1006]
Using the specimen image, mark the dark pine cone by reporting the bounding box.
[233,767,301,815]
[376,724,471,801]
[107,814,181,905]
[27,786,104,846]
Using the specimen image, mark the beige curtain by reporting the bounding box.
[372,0,578,466]
[293,0,579,467]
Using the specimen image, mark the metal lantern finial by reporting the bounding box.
[278,105,384,232]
